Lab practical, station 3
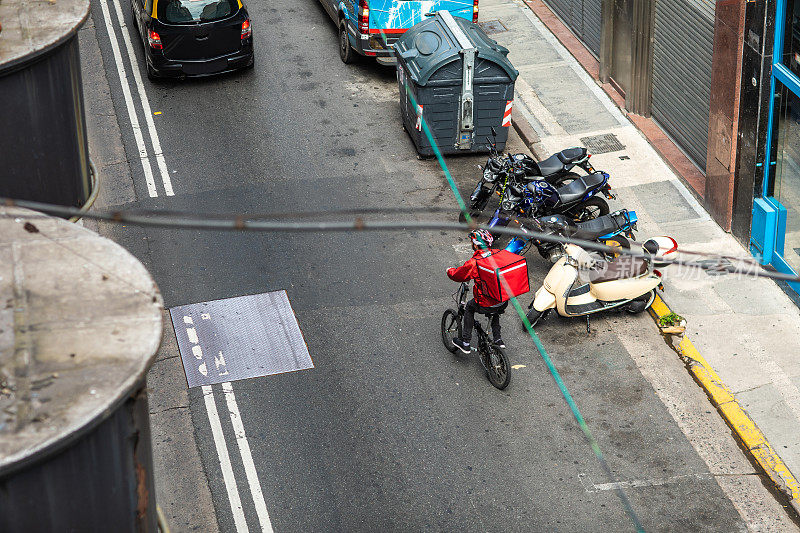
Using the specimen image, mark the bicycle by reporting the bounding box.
[441,283,511,390]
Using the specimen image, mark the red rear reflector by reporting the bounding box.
[473,0,479,22]
[148,30,162,49]
[241,19,252,39]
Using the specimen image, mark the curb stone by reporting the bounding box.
[648,294,800,516]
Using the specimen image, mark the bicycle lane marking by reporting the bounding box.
[96,0,158,197]
[109,0,175,196]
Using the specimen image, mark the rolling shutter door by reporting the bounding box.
[543,0,602,57]
[651,0,715,171]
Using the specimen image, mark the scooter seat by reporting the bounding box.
[556,171,606,204]
[590,256,648,283]
[572,211,629,240]
[537,154,565,177]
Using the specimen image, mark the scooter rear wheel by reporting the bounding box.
[625,289,656,314]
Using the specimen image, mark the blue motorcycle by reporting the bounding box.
[506,171,613,221]
[490,209,638,262]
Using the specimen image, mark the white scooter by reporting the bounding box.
[525,237,677,332]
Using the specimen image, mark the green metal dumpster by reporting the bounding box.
[394,11,518,157]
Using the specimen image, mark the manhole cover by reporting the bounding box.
[170,290,313,388]
[580,133,626,154]
[478,20,507,34]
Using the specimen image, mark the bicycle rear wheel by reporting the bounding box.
[441,309,462,353]
[484,345,510,390]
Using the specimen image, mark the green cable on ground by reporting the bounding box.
[386,31,644,531]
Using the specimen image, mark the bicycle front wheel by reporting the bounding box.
[484,345,510,390]
[441,309,462,353]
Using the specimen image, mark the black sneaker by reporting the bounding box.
[452,337,471,354]
[493,338,506,349]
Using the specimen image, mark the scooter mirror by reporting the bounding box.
[491,126,497,138]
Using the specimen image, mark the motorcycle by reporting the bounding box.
[485,170,613,226]
[467,130,600,219]
[524,237,678,331]
[492,209,638,263]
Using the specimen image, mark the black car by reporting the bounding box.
[131,0,254,79]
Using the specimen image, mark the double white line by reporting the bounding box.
[97,0,174,197]
[203,383,273,532]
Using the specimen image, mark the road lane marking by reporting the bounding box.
[109,0,175,196]
[580,473,712,492]
[222,382,274,532]
[202,385,249,532]
[97,0,158,197]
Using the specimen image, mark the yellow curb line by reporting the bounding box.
[649,294,800,514]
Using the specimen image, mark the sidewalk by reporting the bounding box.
[481,0,800,514]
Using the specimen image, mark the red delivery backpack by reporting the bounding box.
[475,250,530,302]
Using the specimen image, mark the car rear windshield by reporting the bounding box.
[157,0,239,24]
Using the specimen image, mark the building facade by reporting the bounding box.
[541,0,800,297]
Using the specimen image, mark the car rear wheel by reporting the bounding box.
[339,20,355,64]
[146,62,158,80]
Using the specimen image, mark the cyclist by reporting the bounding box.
[447,229,508,354]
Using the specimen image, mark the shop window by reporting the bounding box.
[770,81,800,272]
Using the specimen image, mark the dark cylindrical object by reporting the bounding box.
[0,206,164,531]
[0,387,157,532]
[0,0,91,207]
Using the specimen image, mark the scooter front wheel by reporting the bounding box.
[524,308,547,329]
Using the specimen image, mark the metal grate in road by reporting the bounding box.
[478,20,507,34]
[580,133,626,154]
[170,290,313,388]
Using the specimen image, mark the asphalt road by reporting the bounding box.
[81,0,761,530]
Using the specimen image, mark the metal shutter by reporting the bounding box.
[543,0,602,57]
[651,0,715,171]
[580,0,602,57]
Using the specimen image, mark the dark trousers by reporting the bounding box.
[463,299,506,342]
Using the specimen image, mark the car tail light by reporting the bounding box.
[148,30,162,49]
[473,0,479,22]
[358,0,369,34]
[241,19,251,39]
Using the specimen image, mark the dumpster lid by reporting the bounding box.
[394,11,518,86]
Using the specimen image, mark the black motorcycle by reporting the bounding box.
[466,132,600,221]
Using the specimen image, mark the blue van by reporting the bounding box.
[319,0,477,64]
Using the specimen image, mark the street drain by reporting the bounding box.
[478,20,507,34]
[580,133,626,154]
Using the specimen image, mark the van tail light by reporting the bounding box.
[148,30,162,49]
[358,0,369,34]
[241,19,252,39]
[473,0,479,22]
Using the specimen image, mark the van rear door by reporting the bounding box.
[369,0,474,31]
